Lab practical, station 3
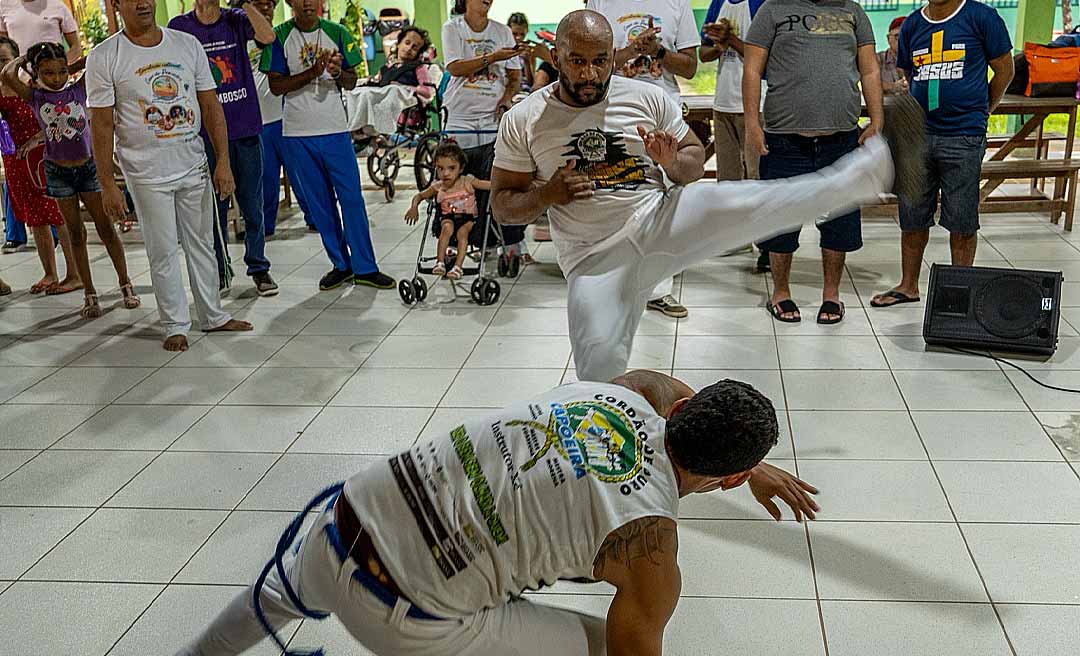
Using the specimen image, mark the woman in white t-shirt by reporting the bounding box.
[440,0,523,149]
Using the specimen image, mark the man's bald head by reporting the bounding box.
[553,10,616,107]
[556,10,613,52]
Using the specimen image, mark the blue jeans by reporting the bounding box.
[283,132,378,274]
[899,133,986,235]
[757,129,863,254]
[261,119,313,234]
[205,135,270,278]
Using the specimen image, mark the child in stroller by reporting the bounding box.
[404,142,490,280]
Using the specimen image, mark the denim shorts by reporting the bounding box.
[756,129,863,254]
[899,134,986,235]
[45,159,102,199]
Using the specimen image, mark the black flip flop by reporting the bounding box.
[817,300,845,325]
[767,299,801,323]
[870,290,920,308]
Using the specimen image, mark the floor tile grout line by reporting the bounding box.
[865,313,1020,656]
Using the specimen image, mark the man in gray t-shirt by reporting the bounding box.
[742,0,882,325]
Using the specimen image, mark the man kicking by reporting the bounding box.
[491,10,924,381]
[180,370,818,655]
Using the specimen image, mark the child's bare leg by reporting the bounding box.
[83,191,132,287]
[30,224,58,292]
[57,197,95,295]
[454,222,474,269]
[434,220,454,274]
[54,221,82,290]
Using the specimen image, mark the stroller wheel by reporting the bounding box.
[507,252,522,279]
[366,151,386,187]
[470,277,501,306]
[384,179,395,202]
[497,253,509,278]
[398,278,415,305]
[412,276,428,302]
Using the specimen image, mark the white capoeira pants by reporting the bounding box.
[570,135,894,382]
[127,167,232,338]
[179,497,606,656]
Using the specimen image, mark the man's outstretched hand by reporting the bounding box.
[637,126,678,170]
[748,462,820,522]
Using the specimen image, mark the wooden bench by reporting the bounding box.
[864,158,1080,231]
[979,158,1080,230]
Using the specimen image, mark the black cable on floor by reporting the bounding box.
[947,346,1080,394]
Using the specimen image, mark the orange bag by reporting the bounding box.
[1024,42,1080,97]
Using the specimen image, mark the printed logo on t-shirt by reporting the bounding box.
[563,129,649,191]
[911,30,966,110]
[208,54,238,86]
[463,37,500,93]
[39,100,86,142]
[136,62,198,140]
[776,11,856,36]
[617,13,665,82]
[508,396,656,496]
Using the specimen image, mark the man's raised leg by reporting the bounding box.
[629,136,895,288]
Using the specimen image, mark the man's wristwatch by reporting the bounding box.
[656,46,668,61]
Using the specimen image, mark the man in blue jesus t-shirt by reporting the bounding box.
[871,0,1013,310]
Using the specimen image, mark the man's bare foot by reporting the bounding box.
[46,276,83,295]
[30,276,57,294]
[163,335,189,351]
[205,318,254,333]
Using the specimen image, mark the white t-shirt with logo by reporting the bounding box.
[441,16,523,121]
[85,29,216,185]
[346,381,679,618]
[709,0,765,113]
[494,76,689,273]
[248,40,281,125]
[588,0,701,102]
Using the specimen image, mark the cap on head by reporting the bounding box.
[889,16,905,32]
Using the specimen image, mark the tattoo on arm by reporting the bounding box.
[593,516,678,581]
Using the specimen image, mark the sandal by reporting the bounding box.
[30,278,54,294]
[80,293,103,319]
[432,261,446,276]
[46,278,83,296]
[0,279,11,296]
[120,283,141,309]
[447,265,463,280]
[817,300,845,325]
[767,299,801,323]
[870,289,919,308]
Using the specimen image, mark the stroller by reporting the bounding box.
[397,141,524,307]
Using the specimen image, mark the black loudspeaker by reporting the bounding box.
[923,264,1063,356]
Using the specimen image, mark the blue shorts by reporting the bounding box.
[756,129,863,254]
[45,159,101,199]
[899,134,986,235]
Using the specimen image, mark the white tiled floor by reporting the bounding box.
[1,191,1079,655]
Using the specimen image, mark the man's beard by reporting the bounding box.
[559,76,610,107]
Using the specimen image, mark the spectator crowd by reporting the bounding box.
[0,0,1015,344]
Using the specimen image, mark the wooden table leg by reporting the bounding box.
[1035,119,1046,194]
[1052,175,1065,224]
[1067,106,1077,160]
[1067,170,1077,232]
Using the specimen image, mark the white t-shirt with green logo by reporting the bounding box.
[345,381,679,618]
[248,40,281,125]
[494,76,689,273]
[259,18,362,137]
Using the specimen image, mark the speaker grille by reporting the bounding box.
[973,275,1044,339]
